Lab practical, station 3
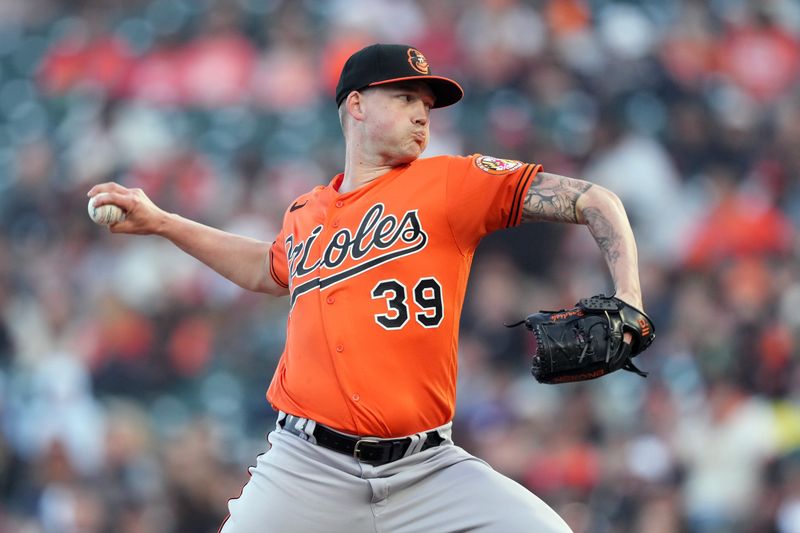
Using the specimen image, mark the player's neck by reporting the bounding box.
[340,151,396,194]
[340,166,393,193]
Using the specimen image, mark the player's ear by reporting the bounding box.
[346,91,367,122]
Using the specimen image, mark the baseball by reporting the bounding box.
[87,193,125,225]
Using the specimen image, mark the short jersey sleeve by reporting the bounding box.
[269,228,289,289]
[445,154,542,252]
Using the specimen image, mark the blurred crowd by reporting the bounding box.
[1,0,800,531]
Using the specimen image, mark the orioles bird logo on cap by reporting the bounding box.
[407,48,430,74]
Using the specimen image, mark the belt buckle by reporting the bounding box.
[353,438,383,462]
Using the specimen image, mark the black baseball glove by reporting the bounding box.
[509,294,656,384]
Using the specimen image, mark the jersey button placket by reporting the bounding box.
[326,295,335,304]
[335,344,344,353]
[335,200,344,208]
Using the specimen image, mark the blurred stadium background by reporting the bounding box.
[1,0,800,531]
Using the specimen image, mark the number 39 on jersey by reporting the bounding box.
[371,277,444,330]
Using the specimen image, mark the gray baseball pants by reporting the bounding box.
[219,414,571,532]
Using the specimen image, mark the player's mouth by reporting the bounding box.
[411,131,426,146]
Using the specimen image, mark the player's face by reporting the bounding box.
[360,82,435,165]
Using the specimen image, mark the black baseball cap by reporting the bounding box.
[335,44,464,109]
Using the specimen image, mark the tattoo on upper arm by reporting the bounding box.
[582,206,621,266]
[521,173,593,223]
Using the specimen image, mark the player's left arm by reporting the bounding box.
[520,172,642,309]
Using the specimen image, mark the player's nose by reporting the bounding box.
[412,103,429,126]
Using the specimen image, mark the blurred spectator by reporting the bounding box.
[682,165,794,269]
[675,378,779,531]
[178,6,257,108]
[716,7,800,103]
[38,10,135,97]
[659,1,717,89]
[584,112,691,264]
[6,354,106,476]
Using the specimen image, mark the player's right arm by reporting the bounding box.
[88,182,289,297]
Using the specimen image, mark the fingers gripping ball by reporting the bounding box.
[88,193,126,226]
[510,294,656,384]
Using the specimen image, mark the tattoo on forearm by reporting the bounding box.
[521,174,593,223]
[582,207,621,266]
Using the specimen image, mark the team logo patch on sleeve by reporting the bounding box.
[474,155,523,174]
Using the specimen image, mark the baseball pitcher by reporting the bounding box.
[89,44,655,532]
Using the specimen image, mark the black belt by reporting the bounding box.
[280,415,444,466]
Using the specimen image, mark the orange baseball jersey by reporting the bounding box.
[267,154,542,438]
